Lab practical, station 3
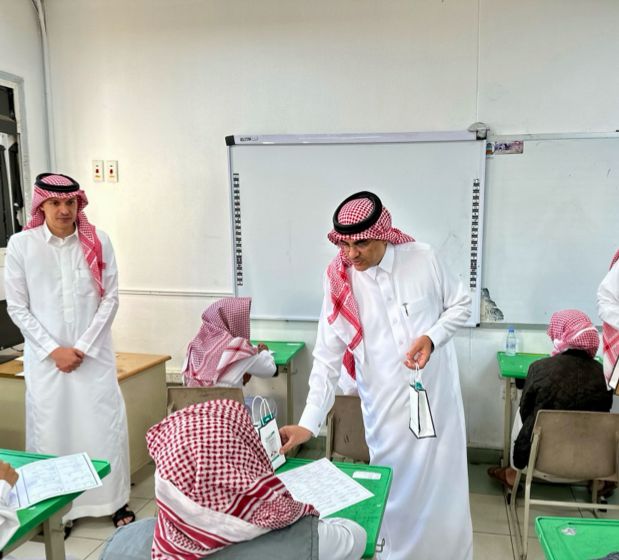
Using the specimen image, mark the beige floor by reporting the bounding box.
[7,459,618,559]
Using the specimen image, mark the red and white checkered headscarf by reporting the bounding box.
[326,193,414,379]
[25,174,104,296]
[547,309,600,359]
[602,249,619,384]
[182,297,258,387]
[147,399,318,559]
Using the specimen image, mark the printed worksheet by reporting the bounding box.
[9,452,102,509]
[277,458,373,518]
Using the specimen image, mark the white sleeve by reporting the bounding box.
[424,249,472,349]
[298,275,347,436]
[598,262,619,329]
[74,232,119,358]
[246,350,277,377]
[4,235,59,361]
[0,480,19,550]
[318,517,367,560]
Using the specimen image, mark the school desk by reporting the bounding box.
[0,448,110,560]
[0,352,170,474]
[277,457,392,559]
[250,340,305,425]
[535,516,619,560]
[497,351,606,468]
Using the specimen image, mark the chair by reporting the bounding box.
[166,387,245,414]
[509,410,619,560]
[325,395,370,463]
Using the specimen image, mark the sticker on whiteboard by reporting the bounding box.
[494,140,524,155]
[352,471,381,480]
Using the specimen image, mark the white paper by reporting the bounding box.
[8,452,102,510]
[277,458,373,518]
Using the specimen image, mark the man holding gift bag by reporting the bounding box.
[280,191,473,560]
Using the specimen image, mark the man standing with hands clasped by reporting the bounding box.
[279,191,473,559]
[4,173,133,530]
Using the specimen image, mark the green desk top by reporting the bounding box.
[497,351,603,379]
[251,340,305,366]
[0,448,111,551]
[497,351,548,379]
[536,516,619,560]
[277,458,392,559]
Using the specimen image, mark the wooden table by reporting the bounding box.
[0,448,110,560]
[0,352,170,474]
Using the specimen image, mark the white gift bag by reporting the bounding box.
[251,396,286,469]
[409,365,437,439]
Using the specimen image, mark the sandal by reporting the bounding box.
[487,465,516,491]
[112,504,136,528]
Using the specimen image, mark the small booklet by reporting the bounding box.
[8,452,102,510]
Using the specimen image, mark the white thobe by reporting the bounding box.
[216,350,277,388]
[299,243,473,560]
[4,223,130,520]
[598,260,619,380]
[0,480,19,550]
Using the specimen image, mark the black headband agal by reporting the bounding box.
[333,191,383,235]
[35,173,80,193]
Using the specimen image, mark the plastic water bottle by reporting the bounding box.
[505,327,518,356]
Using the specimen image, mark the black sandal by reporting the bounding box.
[112,504,136,528]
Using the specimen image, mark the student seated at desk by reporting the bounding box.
[182,297,276,387]
[0,461,19,549]
[99,399,366,560]
[488,310,613,489]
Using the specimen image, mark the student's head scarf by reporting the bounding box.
[24,173,104,296]
[182,297,258,387]
[547,309,600,358]
[147,399,318,559]
[602,249,619,384]
[326,191,414,381]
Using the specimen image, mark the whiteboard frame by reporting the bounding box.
[227,131,485,325]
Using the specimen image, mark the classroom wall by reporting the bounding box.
[19,0,619,448]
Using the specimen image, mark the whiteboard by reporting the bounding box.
[228,133,486,324]
[483,135,619,325]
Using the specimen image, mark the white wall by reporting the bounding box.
[0,0,49,195]
[37,0,619,448]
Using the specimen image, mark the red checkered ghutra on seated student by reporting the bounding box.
[182,296,277,388]
[99,399,367,560]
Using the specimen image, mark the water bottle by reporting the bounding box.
[505,327,518,356]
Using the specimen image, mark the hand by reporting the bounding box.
[0,461,18,487]
[242,372,252,386]
[279,425,312,455]
[50,347,85,373]
[256,343,269,352]
[404,335,434,369]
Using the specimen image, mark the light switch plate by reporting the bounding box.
[92,160,104,182]
[105,160,118,183]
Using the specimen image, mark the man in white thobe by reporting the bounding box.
[280,191,473,560]
[4,173,132,528]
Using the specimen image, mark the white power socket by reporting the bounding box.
[105,160,118,183]
[92,160,104,182]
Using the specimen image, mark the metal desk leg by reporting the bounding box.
[43,504,70,560]
[502,377,513,468]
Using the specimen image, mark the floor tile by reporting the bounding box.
[130,462,155,500]
[70,497,149,540]
[84,542,105,560]
[8,535,101,559]
[469,463,505,496]
[472,532,514,560]
[470,493,510,535]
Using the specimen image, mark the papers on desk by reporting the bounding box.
[8,452,102,510]
[277,458,373,518]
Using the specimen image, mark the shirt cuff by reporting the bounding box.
[0,480,10,504]
[74,340,100,358]
[298,403,326,437]
[39,341,60,362]
[424,323,448,350]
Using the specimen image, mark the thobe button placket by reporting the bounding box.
[58,241,75,324]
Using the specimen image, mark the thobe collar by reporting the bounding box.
[43,221,78,246]
[363,243,394,280]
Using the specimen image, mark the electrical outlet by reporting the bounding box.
[92,160,104,182]
[105,160,118,183]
